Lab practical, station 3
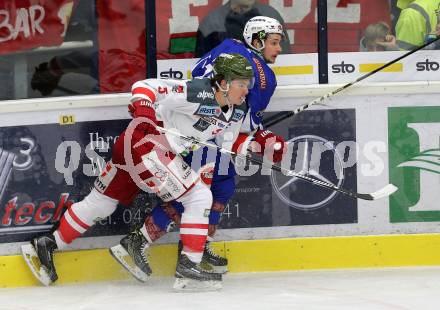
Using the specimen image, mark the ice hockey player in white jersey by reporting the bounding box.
[21,53,255,291]
[116,16,287,279]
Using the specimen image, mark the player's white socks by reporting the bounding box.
[182,250,203,263]
[53,230,68,250]
[177,183,212,264]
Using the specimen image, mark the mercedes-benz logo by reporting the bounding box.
[270,135,345,210]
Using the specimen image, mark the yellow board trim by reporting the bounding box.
[2,234,440,288]
[359,63,403,73]
[272,65,314,75]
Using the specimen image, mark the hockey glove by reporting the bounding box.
[232,130,286,163]
[128,99,160,134]
[253,129,286,163]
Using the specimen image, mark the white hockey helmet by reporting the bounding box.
[243,16,284,51]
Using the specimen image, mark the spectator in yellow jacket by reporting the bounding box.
[395,0,440,50]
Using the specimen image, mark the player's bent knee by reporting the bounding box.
[71,189,118,226]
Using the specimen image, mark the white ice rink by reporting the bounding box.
[1,267,440,310]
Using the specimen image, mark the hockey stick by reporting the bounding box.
[156,126,398,201]
[262,36,440,129]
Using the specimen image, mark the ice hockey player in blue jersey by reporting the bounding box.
[110,16,287,280]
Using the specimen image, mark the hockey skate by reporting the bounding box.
[178,240,228,274]
[173,253,222,292]
[21,234,58,286]
[201,241,228,274]
[109,229,152,282]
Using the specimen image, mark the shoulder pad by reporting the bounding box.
[186,79,217,105]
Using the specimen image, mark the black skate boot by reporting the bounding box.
[109,228,152,282]
[21,234,58,286]
[178,240,228,274]
[173,253,222,291]
[201,241,228,274]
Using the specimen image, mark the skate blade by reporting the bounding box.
[210,265,228,274]
[21,244,52,286]
[109,244,150,282]
[200,262,228,274]
[173,277,222,292]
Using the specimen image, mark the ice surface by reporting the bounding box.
[1,267,440,310]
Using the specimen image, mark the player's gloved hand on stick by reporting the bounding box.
[128,99,160,134]
[128,99,171,151]
[253,129,286,163]
[232,130,286,163]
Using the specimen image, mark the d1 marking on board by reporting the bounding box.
[59,115,75,125]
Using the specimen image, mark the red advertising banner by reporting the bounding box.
[0,0,78,55]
